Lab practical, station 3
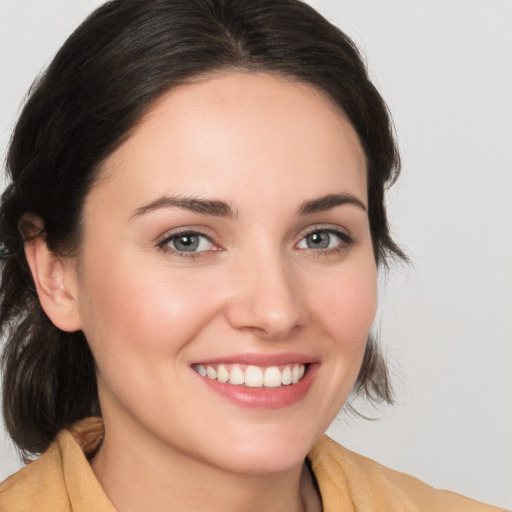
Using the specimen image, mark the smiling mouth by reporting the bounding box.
[192,363,307,388]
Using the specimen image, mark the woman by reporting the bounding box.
[0,0,504,510]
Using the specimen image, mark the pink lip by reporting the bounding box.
[193,360,319,410]
[193,352,316,367]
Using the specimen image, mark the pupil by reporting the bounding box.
[308,231,329,249]
[180,235,193,246]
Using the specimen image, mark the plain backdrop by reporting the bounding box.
[1,0,511,508]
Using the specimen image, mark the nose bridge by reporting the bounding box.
[225,243,306,339]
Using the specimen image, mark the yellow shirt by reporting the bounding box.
[0,417,504,511]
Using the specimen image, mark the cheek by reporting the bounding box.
[299,257,378,427]
[306,259,377,351]
[76,256,221,368]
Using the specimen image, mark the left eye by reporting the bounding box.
[164,233,214,253]
[297,230,344,250]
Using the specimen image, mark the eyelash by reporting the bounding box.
[157,226,355,260]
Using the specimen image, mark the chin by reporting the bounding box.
[197,424,321,475]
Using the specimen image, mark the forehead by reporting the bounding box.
[94,72,367,210]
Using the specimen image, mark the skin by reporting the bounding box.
[27,73,377,512]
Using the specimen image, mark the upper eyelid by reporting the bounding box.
[295,224,351,241]
[157,226,217,245]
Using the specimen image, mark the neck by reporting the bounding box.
[90,417,319,512]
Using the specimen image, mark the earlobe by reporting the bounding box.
[22,214,82,332]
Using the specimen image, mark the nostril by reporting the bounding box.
[223,258,308,338]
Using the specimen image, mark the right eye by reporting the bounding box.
[160,232,214,253]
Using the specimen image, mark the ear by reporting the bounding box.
[22,214,82,332]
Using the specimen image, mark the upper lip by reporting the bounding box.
[191,352,317,367]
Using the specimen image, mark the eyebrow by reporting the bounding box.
[129,192,366,221]
[129,195,236,220]
[297,193,367,215]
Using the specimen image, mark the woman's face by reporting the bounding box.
[69,73,376,474]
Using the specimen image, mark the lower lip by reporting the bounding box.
[195,364,318,409]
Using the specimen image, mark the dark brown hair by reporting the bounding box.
[0,0,405,458]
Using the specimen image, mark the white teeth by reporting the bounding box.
[245,366,263,387]
[281,366,292,385]
[196,364,207,377]
[291,365,300,384]
[263,366,282,388]
[206,366,217,379]
[217,364,229,383]
[229,365,245,385]
[194,362,307,388]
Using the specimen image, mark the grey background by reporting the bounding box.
[1,0,511,508]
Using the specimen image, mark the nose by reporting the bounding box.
[224,250,308,340]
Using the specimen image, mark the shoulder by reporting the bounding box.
[0,418,111,512]
[308,435,505,512]
[0,438,70,512]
